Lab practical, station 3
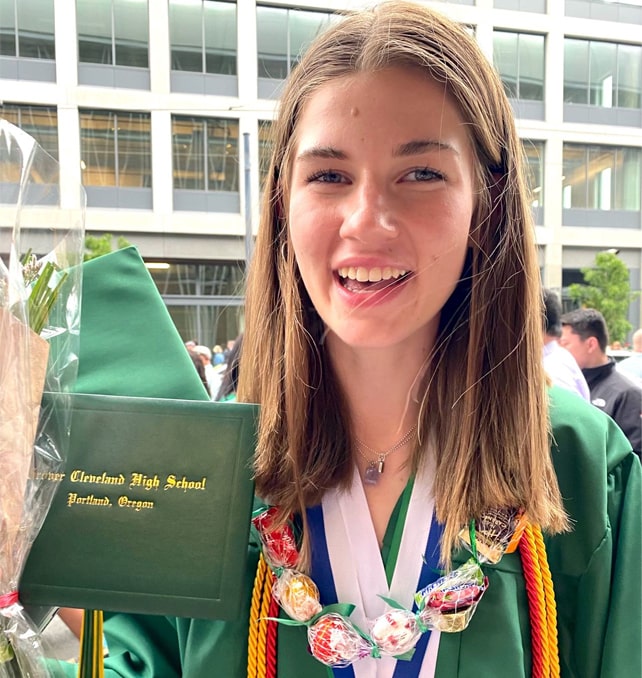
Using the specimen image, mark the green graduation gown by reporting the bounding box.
[49,249,642,678]
[50,387,641,678]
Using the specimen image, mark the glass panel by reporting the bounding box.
[204,1,237,75]
[17,0,55,59]
[288,9,334,70]
[169,0,202,72]
[80,109,116,186]
[0,103,58,160]
[116,112,151,188]
[207,118,239,192]
[164,301,244,349]
[562,144,587,209]
[614,148,640,211]
[587,145,615,209]
[258,119,273,191]
[616,43,641,109]
[564,39,589,104]
[150,262,245,296]
[77,0,113,64]
[518,33,544,101]
[257,5,288,79]
[523,140,544,208]
[114,0,148,67]
[589,41,616,107]
[493,31,518,99]
[173,116,205,190]
[0,0,16,56]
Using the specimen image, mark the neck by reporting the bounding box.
[326,338,427,446]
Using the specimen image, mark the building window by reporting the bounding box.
[0,0,55,59]
[172,116,239,192]
[562,144,641,211]
[523,139,544,209]
[256,5,337,80]
[564,38,641,109]
[79,110,152,188]
[77,0,148,67]
[493,31,544,101]
[0,103,58,160]
[148,262,245,346]
[169,0,237,76]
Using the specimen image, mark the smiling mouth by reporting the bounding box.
[337,266,411,293]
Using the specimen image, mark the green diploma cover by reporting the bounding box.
[18,247,258,622]
[20,393,258,620]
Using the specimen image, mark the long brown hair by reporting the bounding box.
[238,0,569,567]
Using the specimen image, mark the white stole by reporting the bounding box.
[321,461,441,678]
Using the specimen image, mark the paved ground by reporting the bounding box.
[41,615,80,664]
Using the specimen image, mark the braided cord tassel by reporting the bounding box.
[533,524,561,678]
[266,580,280,678]
[520,523,560,678]
[256,564,275,678]
[247,554,268,678]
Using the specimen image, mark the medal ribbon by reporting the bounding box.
[308,460,443,678]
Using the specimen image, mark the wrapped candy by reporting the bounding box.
[369,608,422,656]
[307,613,373,667]
[273,569,322,622]
[459,507,526,564]
[252,507,299,569]
[416,559,488,633]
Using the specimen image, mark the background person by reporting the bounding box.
[561,308,641,457]
[617,328,642,386]
[542,289,590,400]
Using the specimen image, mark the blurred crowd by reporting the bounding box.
[184,335,243,402]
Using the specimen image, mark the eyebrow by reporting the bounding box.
[393,139,458,156]
[295,139,457,163]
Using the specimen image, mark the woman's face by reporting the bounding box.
[287,67,476,353]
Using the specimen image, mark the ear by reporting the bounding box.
[586,336,599,353]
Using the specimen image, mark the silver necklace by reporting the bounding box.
[355,425,417,485]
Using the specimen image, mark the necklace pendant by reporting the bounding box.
[377,455,385,473]
[363,462,381,485]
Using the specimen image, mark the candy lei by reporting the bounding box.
[251,506,531,670]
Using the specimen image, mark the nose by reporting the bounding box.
[339,180,399,243]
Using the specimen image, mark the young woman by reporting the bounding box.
[53,2,640,677]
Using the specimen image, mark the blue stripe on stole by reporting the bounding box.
[306,505,444,678]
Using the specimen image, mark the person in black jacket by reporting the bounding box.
[561,308,641,456]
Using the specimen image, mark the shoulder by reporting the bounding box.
[548,385,632,473]
[546,386,637,576]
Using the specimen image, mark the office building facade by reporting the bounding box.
[1,0,641,343]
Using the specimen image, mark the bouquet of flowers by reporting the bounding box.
[0,119,85,676]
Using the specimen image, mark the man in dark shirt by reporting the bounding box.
[561,308,641,457]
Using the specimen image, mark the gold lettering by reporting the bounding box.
[69,470,125,485]
[67,492,111,507]
[129,472,160,491]
[34,471,66,481]
[164,474,207,492]
[117,496,155,511]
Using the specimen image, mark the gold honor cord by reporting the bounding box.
[77,609,104,678]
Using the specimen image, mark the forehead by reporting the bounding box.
[292,67,472,153]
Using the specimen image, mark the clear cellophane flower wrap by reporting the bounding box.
[0,119,85,676]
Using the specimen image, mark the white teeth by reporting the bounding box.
[337,266,408,282]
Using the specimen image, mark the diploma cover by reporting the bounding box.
[19,392,258,620]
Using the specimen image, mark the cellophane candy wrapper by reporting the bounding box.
[416,559,488,633]
[0,120,85,676]
[252,507,299,569]
[307,613,373,667]
[273,569,322,622]
[369,608,423,656]
[458,508,526,564]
